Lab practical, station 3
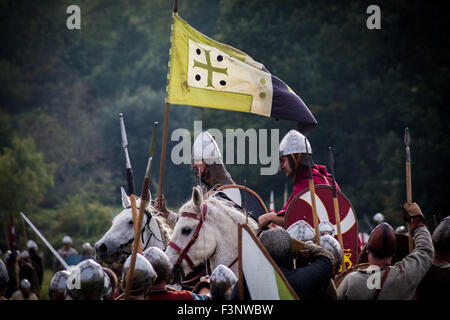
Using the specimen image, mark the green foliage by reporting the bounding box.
[0,0,448,258]
[210,0,450,224]
[0,137,54,215]
[33,189,118,268]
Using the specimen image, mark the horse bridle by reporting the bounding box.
[119,207,164,254]
[168,203,239,273]
[168,204,208,270]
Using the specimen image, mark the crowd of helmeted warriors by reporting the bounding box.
[1,202,448,300]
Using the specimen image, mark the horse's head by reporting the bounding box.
[95,187,152,266]
[165,187,217,280]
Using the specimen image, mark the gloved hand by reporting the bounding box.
[402,202,425,232]
[192,276,211,295]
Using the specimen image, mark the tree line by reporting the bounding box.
[0,0,448,266]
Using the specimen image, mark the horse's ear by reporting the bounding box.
[121,187,131,208]
[192,186,203,209]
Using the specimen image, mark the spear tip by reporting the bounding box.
[404,127,410,146]
[328,146,335,167]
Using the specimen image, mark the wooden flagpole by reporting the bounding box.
[157,0,178,205]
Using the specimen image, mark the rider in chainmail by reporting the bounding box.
[155,131,235,228]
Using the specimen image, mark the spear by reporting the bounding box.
[305,138,320,245]
[404,128,414,252]
[119,113,141,252]
[124,121,159,300]
[328,147,346,271]
[20,212,69,269]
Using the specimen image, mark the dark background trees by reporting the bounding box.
[0,0,448,266]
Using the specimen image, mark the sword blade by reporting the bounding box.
[20,212,69,269]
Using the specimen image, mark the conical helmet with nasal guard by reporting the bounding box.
[279,129,312,157]
[192,131,222,164]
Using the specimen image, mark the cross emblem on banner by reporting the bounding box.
[193,49,228,88]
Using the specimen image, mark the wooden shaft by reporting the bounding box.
[308,179,320,246]
[129,194,138,233]
[333,197,346,271]
[157,102,170,203]
[114,292,125,300]
[129,194,142,253]
[124,198,148,299]
[406,162,412,204]
[14,258,20,289]
[238,225,244,300]
[124,174,151,299]
[405,161,413,252]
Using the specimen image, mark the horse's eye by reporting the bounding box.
[181,227,191,235]
[128,220,133,225]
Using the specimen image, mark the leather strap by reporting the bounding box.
[290,154,302,181]
[373,266,391,300]
[168,204,208,269]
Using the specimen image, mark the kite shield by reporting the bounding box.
[238,223,298,300]
[284,185,358,271]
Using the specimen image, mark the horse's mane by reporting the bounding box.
[179,191,259,232]
[114,198,172,247]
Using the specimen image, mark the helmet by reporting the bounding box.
[319,221,335,236]
[373,213,384,224]
[210,264,237,300]
[102,272,112,300]
[320,235,343,271]
[19,250,30,260]
[27,240,38,251]
[192,131,222,164]
[49,270,70,300]
[279,129,312,157]
[3,250,11,263]
[62,236,72,245]
[0,258,9,287]
[287,220,316,243]
[122,253,156,295]
[102,267,117,300]
[82,242,93,252]
[368,223,397,258]
[432,216,450,254]
[82,242,92,250]
[67,259,105,300]
[142,247,172,285]
[395,226,407,234]
[260,228,293,268]
[20,279,31,289]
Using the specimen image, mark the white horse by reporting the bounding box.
[95,187,171,269]
[165,187,258,279]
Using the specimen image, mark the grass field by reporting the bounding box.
[40,269,54,300]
